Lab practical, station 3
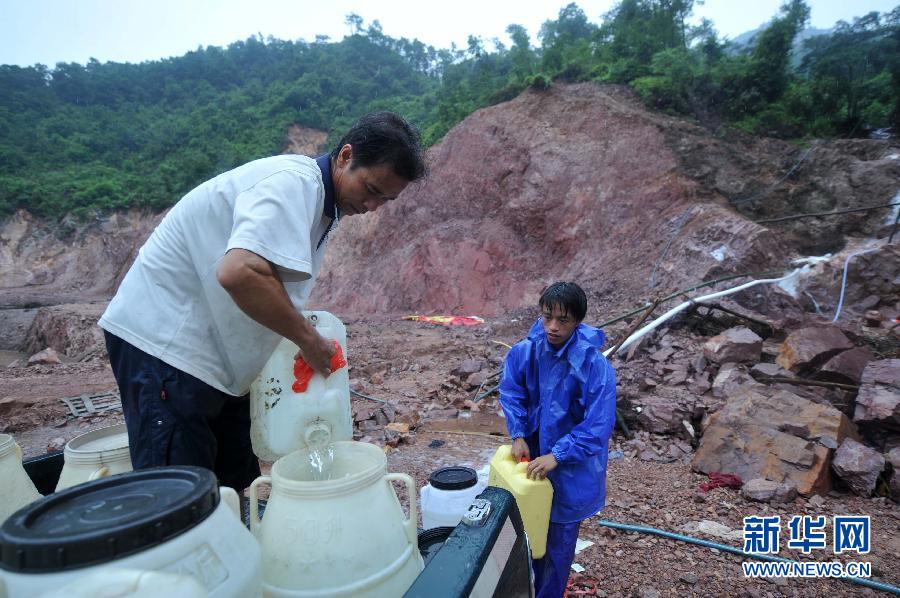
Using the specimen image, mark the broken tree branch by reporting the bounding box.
[699,302,775,334]
[350,389,388,404]
[758,376,859,391]
[472,369,503,402]
[606,298,661,359]
[755,201,900,224]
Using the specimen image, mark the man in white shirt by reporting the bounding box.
[99,112,425,491]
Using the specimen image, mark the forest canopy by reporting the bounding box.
[1,1,897,219]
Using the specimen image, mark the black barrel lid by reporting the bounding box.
[0,466,219,573]
[418,526,456,549]
[429,466,478,491]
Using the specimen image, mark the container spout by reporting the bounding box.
[304,420,333,447]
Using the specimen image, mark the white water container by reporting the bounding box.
[0,434,41,524]
[250,311,352,461]
[0,467,261,597]
[420,466,482,530]
[249,441,423,597]
[56,423,132,491]
[36,568,207,597]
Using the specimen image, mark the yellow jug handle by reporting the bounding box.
[88,466,109,481]
[15,442,22,460]
[249,475,271,536]
[385,473,417,545]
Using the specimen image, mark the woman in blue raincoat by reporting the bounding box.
[499,282,617,598]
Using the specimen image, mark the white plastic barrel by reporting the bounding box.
[0,469,261,597]
[56,423,132,491]
[420,466,482,530]
[36,568,207,597]
[0,434,41,523]
[249,441,422,597]
[250,311,352,461]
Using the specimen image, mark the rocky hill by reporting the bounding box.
[1,82,898,344]
[1,83,899,558]
[309,83,899,318]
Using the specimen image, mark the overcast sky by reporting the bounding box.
[1,0,896,68]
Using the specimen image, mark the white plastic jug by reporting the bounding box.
[420,466,482,530]
[249,441,423,597]
[0,468,261,598]
[36,568,207,597]
[0,434,41,524]
[250,311,352,461]
[56,423,132,491]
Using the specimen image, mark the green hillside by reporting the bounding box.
[1,1,897,219]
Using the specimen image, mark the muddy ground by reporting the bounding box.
[2,314,897,597]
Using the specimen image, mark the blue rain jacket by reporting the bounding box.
[499,318,617,523]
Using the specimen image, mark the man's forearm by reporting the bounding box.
[216,249,319,348]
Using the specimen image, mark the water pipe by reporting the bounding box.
[602,270,802,358]
[595,519,900,595]
[600,270,783,329]
[832,246,882,323]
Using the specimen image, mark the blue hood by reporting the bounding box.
[526,317,606,383]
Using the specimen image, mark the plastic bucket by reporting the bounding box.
[420,466,481,530]
[249,441,422,597]
[56,423,132,491]
[0,434,41,524]
[1,466,261,597]
[35,568,207,597]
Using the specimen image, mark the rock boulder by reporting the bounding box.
[692,389,857,495]
[741,478,798,503]
[711,363,761,399]
[703,326,763,364]
[886,448,900,502]
[636,388,698,437]
[27,347,62,366]
[853,359,900,433]
[776,326,854,373]
[831,438,885,497]
[816,346,874,385]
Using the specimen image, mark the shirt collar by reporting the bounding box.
[315,153,338,221]
[547,327,578,358]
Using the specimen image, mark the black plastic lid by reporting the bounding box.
[418,526,456,549]
[429,466,478,491]
[0,466,219,573]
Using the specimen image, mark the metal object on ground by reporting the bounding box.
[61,392,122,418]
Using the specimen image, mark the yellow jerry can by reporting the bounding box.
[488,444,553,559]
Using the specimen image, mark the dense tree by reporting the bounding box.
[800,10,899,133]
[1,3,896,220]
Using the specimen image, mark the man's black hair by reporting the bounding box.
[331,111,426,182]
[539,282,587,322]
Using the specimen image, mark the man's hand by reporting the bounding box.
[511,437,530,462]
[526,453,558,480]
[294,332,335,377]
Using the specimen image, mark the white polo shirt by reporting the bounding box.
[99,154,335,396]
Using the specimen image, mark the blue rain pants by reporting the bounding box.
[533,520,581,598]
